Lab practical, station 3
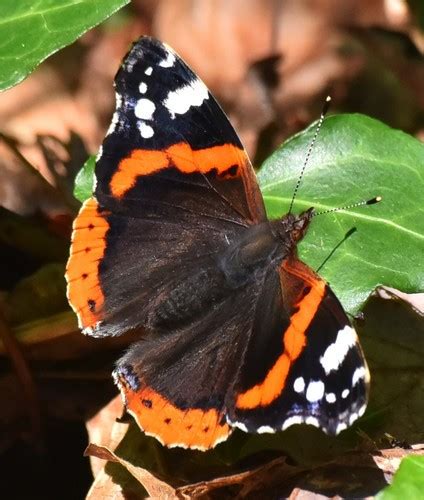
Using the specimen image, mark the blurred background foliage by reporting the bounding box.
[0,1,423,498]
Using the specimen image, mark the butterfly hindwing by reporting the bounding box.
[113,276,262,450]
[228,256,370,434]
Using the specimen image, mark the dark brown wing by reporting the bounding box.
[227,256,370,436]
[65,37,266,336]
[113,276,261,450]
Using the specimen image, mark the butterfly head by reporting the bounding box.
[273,207,315,250]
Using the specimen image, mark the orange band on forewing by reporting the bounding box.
[169,143,243,174]
[236,280,326,410]
[110,150,168,197]
[109,143,245,198]
[120,383,231,450]
[65,198,109,330]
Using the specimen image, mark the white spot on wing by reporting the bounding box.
[342,388,350,399]
[358,404,367,417]
[92,151,100,192]
[159,51,176,68]
[82,321,102,337]
[256,425,275,434]
[164,78,209,118]
[349,412,359,425]
[293,377,305,393]
[282,415,303,431]
[230,421,248,433]
[336,422,348,433]
[112,370,120,387]
[305,416,319,427]
[306,380,325,402]
[320,325,358,375]
[139,82,147,94]
[352,366,367,386]
[325,392,336,404]
[138,122,154,138]
[134,98,156,120]
[145,66,153,76]
[95,145,103,162]
[106,112,119,136]
[106,93,123,136]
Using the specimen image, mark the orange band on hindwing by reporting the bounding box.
[116,377,231,450]
[236,278,326,410]
[65,198,110,331]
[109,143,245,198]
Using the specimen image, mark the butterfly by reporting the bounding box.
[65,37,370,450]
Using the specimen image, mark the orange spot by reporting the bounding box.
[118,380,231,450]
[236,277,326,410]
[109,143,246,198]
[65,198,110,330]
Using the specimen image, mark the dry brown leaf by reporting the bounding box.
[376,286,424,316]
[86,396,129,477]
[86,467,127,500]
[288,488,339,500]
[177,456,300,498]
[373,444,424,479]
[83,416,424,500]
[84,434,424,499]
[85,443,177,498]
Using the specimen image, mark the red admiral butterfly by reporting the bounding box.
[66,37,370,450]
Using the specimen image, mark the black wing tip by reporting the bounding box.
[116,36,170,82]
[129,36,168,54]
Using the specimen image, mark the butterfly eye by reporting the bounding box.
[291,212,313,242]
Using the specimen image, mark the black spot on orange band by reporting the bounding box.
[65,198,110,331]
[116,375,231,450]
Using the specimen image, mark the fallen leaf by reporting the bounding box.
[376,286,424,316]
[86,396,129,477]
[85,443,177,498]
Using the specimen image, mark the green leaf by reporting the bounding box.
[258,113,424,314]
[74,154,95,202]
[0,0,130,91]
[376,455,424,499]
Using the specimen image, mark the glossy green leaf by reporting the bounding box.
[259,113,424,314]
[0,0,129,91]
[74,154,95,202]
[376,455,424,499]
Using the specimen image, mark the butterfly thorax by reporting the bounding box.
[219,208,314,289]
[151,209,314,330]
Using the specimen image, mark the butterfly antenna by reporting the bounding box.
[288,96,332,214]
[313,196,382,217]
